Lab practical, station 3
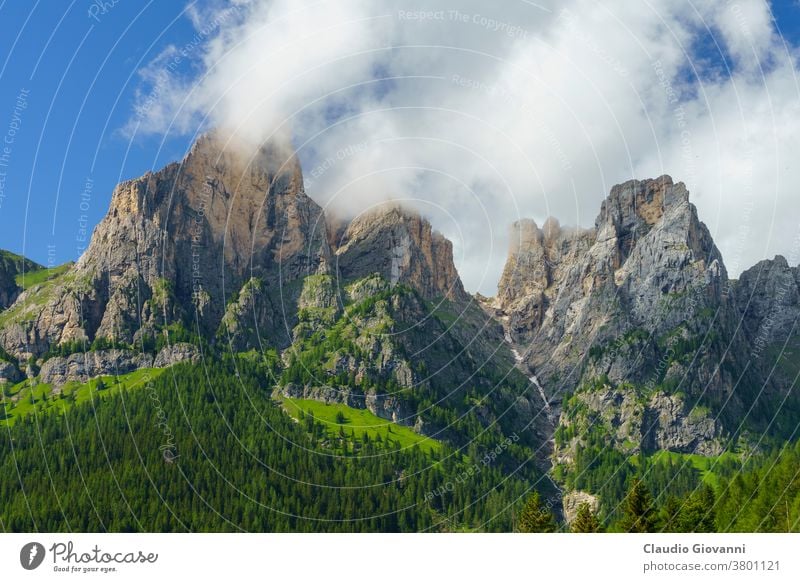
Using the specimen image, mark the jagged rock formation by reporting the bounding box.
[0,131,330,360]
[497,217,595,339]
[554,383,725,466]
[0,124,796,480]
[497,175,800,456]
[333,205,468,302]
[498,177,735,402]
[729,256,800,435]
[735,256,800,350]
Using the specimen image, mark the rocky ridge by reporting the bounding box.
[496,175,800,467]
[1,131,797,482]
[0,131,330,362]
[498,176,731,398]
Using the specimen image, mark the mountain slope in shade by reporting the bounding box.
[0,250,43,309]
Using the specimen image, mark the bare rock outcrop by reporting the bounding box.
[153,342,201,367]
[39,350,154,386]
[563,490,600,525]
[279,384,420,429]
[497,176,735,406]
[334,205,468,302]
[37,344,200,387]
[0,360,22,384]
[554,383,725,467]
[0,131,331,359]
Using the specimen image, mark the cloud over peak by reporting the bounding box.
[128,0,800,295]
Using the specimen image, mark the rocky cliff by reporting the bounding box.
[498,177,736,401]
[0,129,797,475]
[37,344,199,386]
[554,382,725,464]
[333,205,468,302]
[496,175,800,450]
[0,131,331,361]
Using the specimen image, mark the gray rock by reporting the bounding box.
[279,384,419,428]
[497,176,740,413]
[219,277,278,350]
[154,343,201,367]
[554,383,725,464]
[39,349,154,386]
[0,130,331,359]
[563,491,600,525]
[734,256,800,353]
[334,204,468,301]
[0,360,22,384]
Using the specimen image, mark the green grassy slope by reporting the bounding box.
[1,367,165,427]
[281,397,442,455]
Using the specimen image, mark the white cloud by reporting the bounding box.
[128,0,800,294]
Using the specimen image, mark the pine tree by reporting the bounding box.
[571,502,602,533]
[660,495,682,532]
[677,485,716,533]
[517,491,557,533]
[620,478,658,532]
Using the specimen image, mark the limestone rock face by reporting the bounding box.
[279,384,420,429]
[36,345,199,387]
[554,383,725,466]
[334,205,468,301]
[644,391,724,455]
[563,490,600,525]
[218,277,277,351]
[153,342,201,368]
[734,256,800,349]
[498,176,734,403]
[729,256,800,427]
[38,350,154,386]
[0,131,331,358]
[497,217,594,341]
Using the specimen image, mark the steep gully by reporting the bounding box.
[499,316,563,495]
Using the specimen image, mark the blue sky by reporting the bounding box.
[0,1,197,267]
[0,0,799,291]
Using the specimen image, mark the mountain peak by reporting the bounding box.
[107,130,303,222]
[497,175,728,397]
[334,203,468,301]
[0,131,330,359]
[596,175,689,236]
